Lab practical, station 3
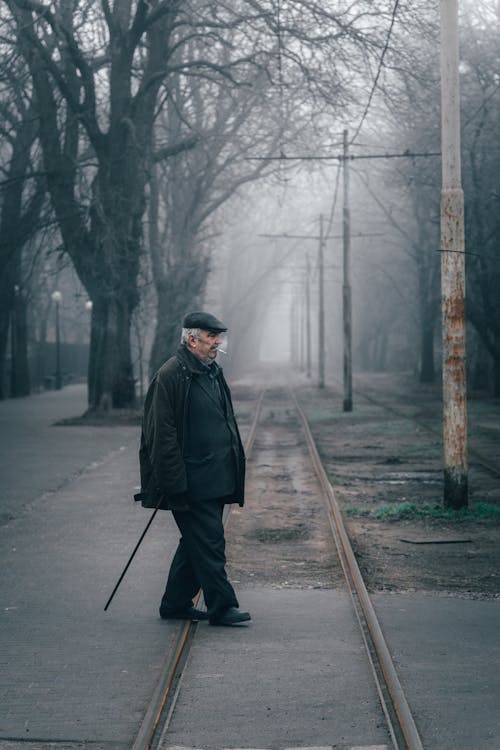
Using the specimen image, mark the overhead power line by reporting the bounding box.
[258,233,383,240]
[247,151,440,162]
[350,0,402,145]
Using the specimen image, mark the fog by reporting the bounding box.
[15,143,431,393]
[2,0,499,402]
[2,126,446,398]
[204,154,394,386]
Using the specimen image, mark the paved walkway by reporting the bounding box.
[0,386,499,750]
[0,386,183,747]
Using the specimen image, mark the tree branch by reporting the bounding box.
[153,135,199,162]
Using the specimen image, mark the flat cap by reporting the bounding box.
[182,311,228,333]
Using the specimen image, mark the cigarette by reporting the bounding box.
[216,347,227,354]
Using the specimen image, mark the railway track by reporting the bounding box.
[130,392,266,750]
[131,385,423,750]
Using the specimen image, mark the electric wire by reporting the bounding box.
[349,0,401,146]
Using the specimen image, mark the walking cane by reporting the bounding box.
[104,505,159,611]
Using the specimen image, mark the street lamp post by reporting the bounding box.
[51,290,62,390]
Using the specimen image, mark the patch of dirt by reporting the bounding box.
[301,375,500,600]
[226,399,344,590]
[228,373,500,601]
[346,517,500,599]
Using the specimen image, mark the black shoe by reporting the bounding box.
[160,605,209,621]
[210,606,251,626]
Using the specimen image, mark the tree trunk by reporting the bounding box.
[493,357,500,398]
[0,96,41,399]
[10,1,166,411]
[149,261,207,377]
[9,291,30,397]
[0,306,10,399]
[419,315,436,383]
[87,293,136,410]
[148,289,183,377]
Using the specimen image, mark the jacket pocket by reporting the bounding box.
[185,450,235,501]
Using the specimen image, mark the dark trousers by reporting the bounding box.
[161,500,238,619]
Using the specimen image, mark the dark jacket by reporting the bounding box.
[135,345,245,511]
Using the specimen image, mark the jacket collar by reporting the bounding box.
[176,344,221,377]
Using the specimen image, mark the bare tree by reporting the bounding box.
[147,64,286,372]
[4,0,404,407]
[6,0,197,408]
[0,44,46,397]
[346,0,500,396]
[460,6,500,394]
[348,1,442,381]
[144,0,401,372]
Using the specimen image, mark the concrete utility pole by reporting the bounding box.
[318,215,325,389]
[305,254,312,378]
[290,292,299,367]
[342,129,353,411]
[440,0,468,508]
[300,288,306,371]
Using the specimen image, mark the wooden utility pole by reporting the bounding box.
[318,215,325,388]
[440,0,468,508]
[342,129,353,411]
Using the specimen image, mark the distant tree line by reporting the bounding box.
[353,0,500,395]
[0,0,396,407]
[1,0,499,403]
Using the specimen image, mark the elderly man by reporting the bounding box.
[136,311,250,626]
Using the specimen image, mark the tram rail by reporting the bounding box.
[131,392,265,750]
[291,388,423,750]
[132,385,423,750]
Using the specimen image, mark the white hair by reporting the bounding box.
[181,327,201,344]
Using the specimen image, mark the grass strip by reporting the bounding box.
[345,501,500,522]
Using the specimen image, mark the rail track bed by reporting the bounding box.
[226,386,344,591]
[137,383,426,750]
